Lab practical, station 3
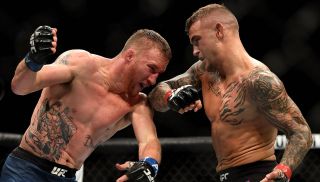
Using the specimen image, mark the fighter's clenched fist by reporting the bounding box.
[24,25,57,72]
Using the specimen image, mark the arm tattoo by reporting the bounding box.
[248,69,312,171]
[148,83,171,112]
[148,62,203,112]
[166,62,204,89]
[26,99,77,161]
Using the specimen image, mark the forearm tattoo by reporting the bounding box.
[148,83,171,112]
[247,69,312,170]
[148,62,204,112]
[166,62,204,89]
[26,99,76,161]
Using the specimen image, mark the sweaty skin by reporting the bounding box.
[16,49,166,169]
[149,59,311,172]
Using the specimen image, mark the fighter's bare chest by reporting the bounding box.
[51,85,134,128]
[201,76,256,125]
[86,93,135,122]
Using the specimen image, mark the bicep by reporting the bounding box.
[248,71,308,135]
[35,64,74,88]
[35,50,80,88]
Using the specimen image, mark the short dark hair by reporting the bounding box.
[185,4,238,34]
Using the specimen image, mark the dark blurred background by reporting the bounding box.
[0,0,319,137]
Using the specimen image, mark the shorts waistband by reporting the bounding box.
[11,147,77,178]
[218,160,277,174]
[217,160,277,181]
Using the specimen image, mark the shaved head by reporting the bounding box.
[185,4,239,34]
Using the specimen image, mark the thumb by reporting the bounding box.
[116,161,131,171]
[116,174,129,182]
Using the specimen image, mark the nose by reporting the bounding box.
[193,46,200,58]
[147,73,159,86]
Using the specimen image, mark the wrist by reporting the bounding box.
[164,90,173,103]
[274,164,292,180]
[24,53,43,72]
[142,157,159,177]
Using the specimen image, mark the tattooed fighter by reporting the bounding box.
[1,25,171,182]
[148,4,312,182]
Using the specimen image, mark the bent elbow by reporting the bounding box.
[299,126,313,150]
[306,129,313,149]
[11,79,28,95]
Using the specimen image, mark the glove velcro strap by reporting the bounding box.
[142,157,159,177]
[274,164,292,180]
[24,53,43,72]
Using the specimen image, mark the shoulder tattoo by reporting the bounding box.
[246,68,304,132]
[54,53,70,65]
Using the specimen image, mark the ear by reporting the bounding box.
[215,23,224,40]
[124,49,134,62]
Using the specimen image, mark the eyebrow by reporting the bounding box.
[190,36,199,45]
[153,64,166,74]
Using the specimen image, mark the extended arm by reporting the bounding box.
[116,94,160,182]
[248,71,313,181]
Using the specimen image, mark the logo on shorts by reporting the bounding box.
[220,172,229,182]
[51,166,68,177]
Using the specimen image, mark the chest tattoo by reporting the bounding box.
[219,81,247,125]
[208,71,222,97]
[206,71,252,125]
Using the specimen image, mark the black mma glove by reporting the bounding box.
[24,25,54,72]
[126,157,159,182]
[164,85,199,112]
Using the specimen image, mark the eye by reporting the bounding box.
[191,37,200,46]
[194,39,199,46]
[148,66,156,73]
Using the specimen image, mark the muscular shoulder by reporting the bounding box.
[245,67,287,104]
[53,49,93,66]
[127,93,153,118]
[136,93,149,106]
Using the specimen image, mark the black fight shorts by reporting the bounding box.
[217,160,277,182]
